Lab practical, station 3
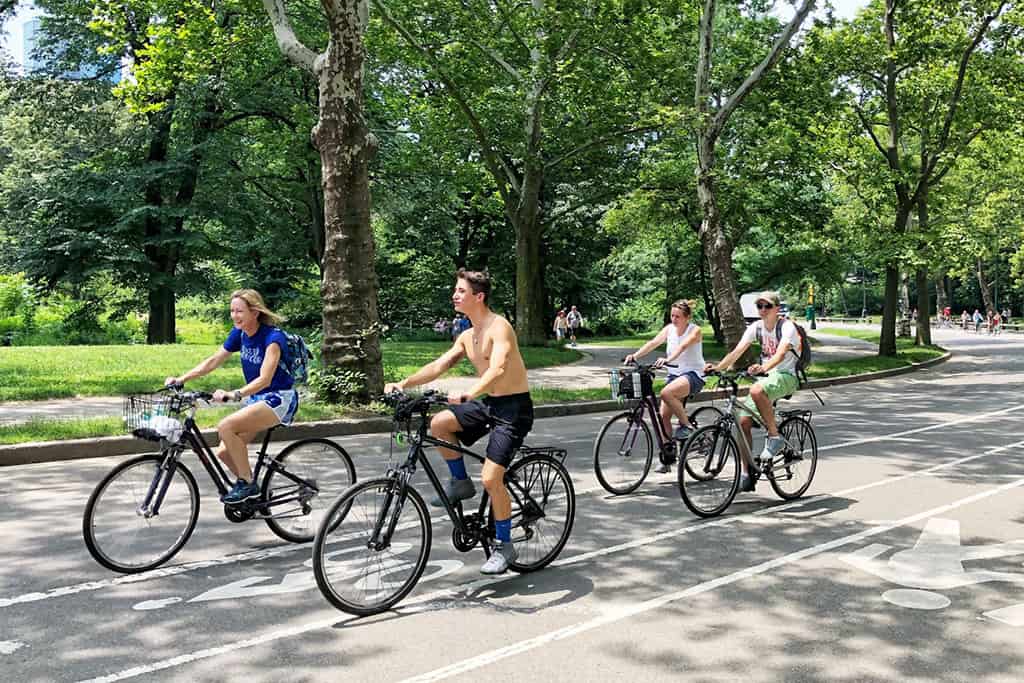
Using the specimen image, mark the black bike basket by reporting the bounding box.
[123,394,186,442]
[612,368,654,399]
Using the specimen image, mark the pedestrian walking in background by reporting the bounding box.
[973,309,983,332]
[553,309,568,342]
[567,305,583,348]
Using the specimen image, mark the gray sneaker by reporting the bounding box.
[430,478,476,508]
[480,541,518,574]
[655,462,673,474]
[739,472,756,492]
[673,425,693,441]
[759,435,786,464]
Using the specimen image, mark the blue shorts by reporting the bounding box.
[666,370,705,397]
[245,390,299,425]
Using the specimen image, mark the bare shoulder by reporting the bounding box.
[493,315,517,341]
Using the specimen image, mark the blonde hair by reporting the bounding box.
[670,299,697,318]
[230,289,284,326]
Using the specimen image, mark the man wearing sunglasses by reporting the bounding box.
[705,291,801,492]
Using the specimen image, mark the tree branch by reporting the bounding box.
[923,1,1007,181]
[372,0,519,205]
[852,103,888,160]
[262,0,319,73]
[468,38,522,82]
[710,0,816,134]
[545,125,658,169]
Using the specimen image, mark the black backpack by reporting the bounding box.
[761,319,812,384]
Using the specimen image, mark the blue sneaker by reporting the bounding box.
[223,478,260,505]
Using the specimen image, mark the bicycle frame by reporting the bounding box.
[367,412,538,552]
[140,407,315,518]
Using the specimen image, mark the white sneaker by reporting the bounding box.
[480,542,518,574]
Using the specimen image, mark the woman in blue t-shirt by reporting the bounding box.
[166,289,298,504]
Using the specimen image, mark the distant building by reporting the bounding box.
[2,1,123,81]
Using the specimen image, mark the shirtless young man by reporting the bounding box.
[384,269,533,575]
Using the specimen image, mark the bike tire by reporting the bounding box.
[483,453,576,573]
[678,425,740,518]
[593,410,653,495]
[83,454,200,573]
[312,478,431,616]
[768,416,818,500]
[262,437,356,544]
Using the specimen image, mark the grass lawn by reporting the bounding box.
[0,341,581,402]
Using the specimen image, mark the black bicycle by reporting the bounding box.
[678,370,819,518]
[83,387,356,573]
[593,360,723,495]
[312,390,575,616]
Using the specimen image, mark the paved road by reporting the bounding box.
[3,330,1024,681]
[0,331,875,426]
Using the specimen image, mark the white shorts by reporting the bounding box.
[245,390,299,425]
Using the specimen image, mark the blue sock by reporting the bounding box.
[495,518,511,543]
[446,457,468,480]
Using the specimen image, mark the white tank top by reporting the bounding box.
[665,323,704,376]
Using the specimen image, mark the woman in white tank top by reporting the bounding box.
[624,300,706,471]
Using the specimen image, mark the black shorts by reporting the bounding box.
[449,392,534,468]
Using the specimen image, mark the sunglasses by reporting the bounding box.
[756,302,776,310]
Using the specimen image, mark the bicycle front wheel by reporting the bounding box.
[486,453,576,573]
[684,407,725,481]
[593,410,653,495]
[678,425,740,518]
[262,437,356,543]
[83,454,200,573]
[313,478,431,616]
[768,416,818,500]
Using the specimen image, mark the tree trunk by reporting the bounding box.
[313,4,383,400]
[696,143,745,348]
[934,275,948,313]
[879,264,899,356]
[915,268,931,345]
[977,258,994,312]
[698,243,722,342]
[513,164,546,346]
[147,287,176,344]
[915,189,931,345]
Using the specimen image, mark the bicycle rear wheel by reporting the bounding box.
[593,410,653,495]
[313,478,431,616]
[262,437,356,543]
[83,454,200,573]
[768,416,818,500]
[678,425,740,518]
[485,453,575,573]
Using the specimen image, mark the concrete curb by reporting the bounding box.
[0,350,952,467]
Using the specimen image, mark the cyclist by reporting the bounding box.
[705,291,801,492]
[165,288,298,505]
[624,299,706,472]
[384,269,533,575]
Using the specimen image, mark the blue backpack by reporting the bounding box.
[278,331,313,384]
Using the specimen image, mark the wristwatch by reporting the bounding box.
[234,390,243,402]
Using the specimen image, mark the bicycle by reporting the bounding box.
[83,387,356,573]
[593,360,724,495]
[312,390,575,616]
[677,370,820,518]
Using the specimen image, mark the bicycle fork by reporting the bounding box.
[137,451,182,518]
[368,475,409,552]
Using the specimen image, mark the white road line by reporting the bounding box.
[818,402,1024,452]
[400,473,1024,682]
[7,400,1023,609]
[78,437,1024,683]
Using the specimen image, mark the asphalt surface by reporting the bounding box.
[3,330,1024,682]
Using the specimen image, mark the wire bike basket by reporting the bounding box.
[123,393,187,442]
